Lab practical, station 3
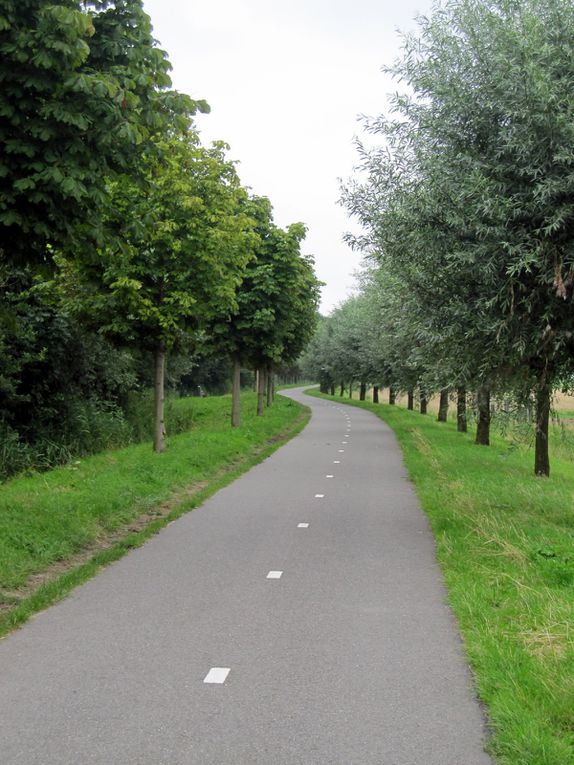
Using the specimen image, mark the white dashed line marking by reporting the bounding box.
[204,668,230,684]
[338,449,345,453]
[267,571,283,579]
[326,474,334,478]
[334,460,341,463]
[298,523,309,528]
[315,494,325,498]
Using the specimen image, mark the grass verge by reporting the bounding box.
[0,391,309,638]
[308,388,574,765]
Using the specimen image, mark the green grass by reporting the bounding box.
[0,391,308,636]
[308,388,574,765]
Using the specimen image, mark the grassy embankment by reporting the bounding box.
[308,388,574,765]
[0,391,308,637]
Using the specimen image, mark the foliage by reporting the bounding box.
[0,0,206,263]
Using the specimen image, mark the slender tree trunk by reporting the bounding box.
[254,369,259,393]
[475,386,490,445]
[437,388,449,422]
[534,377,551,477]
[330,383,335,396]
[231,356,241,428]
[266,365,274,407]
[153,342,166,453]
[373,385,379,404]
[339,381,344,397]
[359,382,366,401]
[457,386,467,432]
[389,387,396,405]
[257,367,266,416]
[420,390,428,415]
[407,389,414,410]
[349,380,353,399]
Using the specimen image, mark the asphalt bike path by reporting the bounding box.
[0,387,492,764]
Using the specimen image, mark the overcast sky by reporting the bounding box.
[142,0,434,313]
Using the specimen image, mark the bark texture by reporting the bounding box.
[231,356,241,428]
[407,390,414,411]
[266,366,274,407]
[256,367,266,416]
[339,381,344,397]
[420,390,428,415]
[373,385,379,404]
[534,378,551,477]
[389,387,396,405]
[330,383,335,396]
[359,382,366,401]
[437,389,449,422]
[475,386,490,445]
[153,342,166,453]
[457,387,467,432]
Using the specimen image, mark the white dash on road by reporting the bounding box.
[326,474,334,478]
[338,449,345,453]
[333,460,341,463]
[267,570,283,579]
[315,493,325,498]
[342,441,348,444]
[298,523,309,528]
[204,668,230,684]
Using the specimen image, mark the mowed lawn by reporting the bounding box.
[0,391,308,633]
[308,389,574,765]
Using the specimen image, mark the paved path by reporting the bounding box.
[0,388,492,764]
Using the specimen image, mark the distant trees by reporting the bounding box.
[325,0,574,476]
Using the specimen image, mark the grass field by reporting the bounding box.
[308,388,574,765]
[0,391,308,636]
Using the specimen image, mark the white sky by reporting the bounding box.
[142,0,434,313]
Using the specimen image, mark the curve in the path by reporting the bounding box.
[0,387,492,765]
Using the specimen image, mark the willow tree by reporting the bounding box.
[344,0,574,475]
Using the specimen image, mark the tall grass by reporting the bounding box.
[0,392,198,481]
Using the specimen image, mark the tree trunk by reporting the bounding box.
[475,386,490,445]
[389,387,396,405]
[231,356,241,428]
[349,381,353,399]
[407,389,414,410]
[359,382,366,401]
[330,383,335,396]
[420,390,427,415]
[266,365,274,407]
[457,387,467,432]
[257,367,266,416]
[373,385,379,404]
[534,378,551,477]
[153,342,166,453]
[254,369,259,393]
[339,381,344,397]
[437,388,449,422]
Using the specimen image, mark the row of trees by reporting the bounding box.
[1,1,320,469]
[306,0,574,477]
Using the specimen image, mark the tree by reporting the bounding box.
[59,134,255,451]
[0,0,206,265]
[342,0,574,475]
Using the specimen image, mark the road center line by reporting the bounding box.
[204,668,230,684]
[326,474,334,478]
[315,493,325,498]
[267,571,283,579]
[298,523,309,528]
